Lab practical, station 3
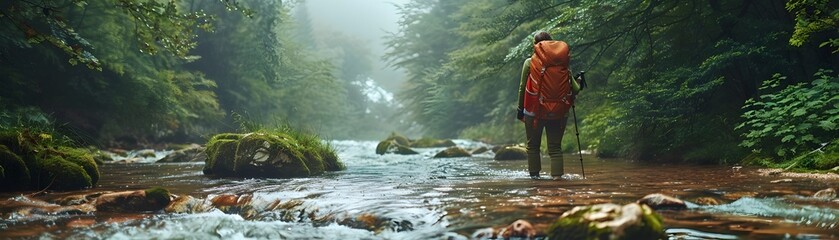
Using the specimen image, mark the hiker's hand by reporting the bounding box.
[516,107,524,121]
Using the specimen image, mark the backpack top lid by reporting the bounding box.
[533,40,569,67]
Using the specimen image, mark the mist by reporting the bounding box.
[298,0,410,92]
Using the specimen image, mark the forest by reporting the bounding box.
[1,0,838,239]
[4,0,834,165]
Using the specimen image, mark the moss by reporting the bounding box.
[34,156,92,190]
[320,146,345,171]
[144,187,172,208]
[0,145,31,191]
[547,203,665,240]
[56,146,100,184]
[204,138,239,175]
[813,139,839,170]
[494,146,528,160]
[234,133,310,178]
[211,133,245,141]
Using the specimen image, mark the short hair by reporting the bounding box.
[534,32,552,44]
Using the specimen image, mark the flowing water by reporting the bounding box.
[2,140,839,239]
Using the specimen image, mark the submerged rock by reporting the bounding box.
[159,144,206,163]
[637,193,687,210]
[494,146,528,160]
[547,203,666,240]
[693,197,722,206]
[94,187,171,212]
[813,188,836,200]
[433,147,471,158]
[165,195,207,214]
[498,219,537,239]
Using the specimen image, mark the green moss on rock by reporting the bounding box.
[34,156,92,190]
[56,146,100,184]
[547,203,665,240]
[234,133,310,178]
[204,131,344,178]
[0,145,30,191]
[204,134,244,175]
[144,187,172,209]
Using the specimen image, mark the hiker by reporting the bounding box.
[516,31,582,179]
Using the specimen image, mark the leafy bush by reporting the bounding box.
[737,69,838,159]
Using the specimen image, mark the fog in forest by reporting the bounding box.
[301,0,409,92]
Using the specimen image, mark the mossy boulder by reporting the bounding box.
[433,147,471,158]
[94,187,172,212]
[234,133,310,178]
[471,146,489,155]
[33,156,93,190]
[547,203,666,240]
[204,133,243,176]
[409,138,456,148]
[55,146,100,184]
[0,130,101,191]
[204,132,343,178]
[0,145,30,191]
[494,146,528,160]
[375,140,418,155]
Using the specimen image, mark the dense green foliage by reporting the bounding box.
[738,70,838,158]
[0,0,400,146]
[385,0,838,164]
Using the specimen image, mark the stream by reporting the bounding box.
[1,140,838,239]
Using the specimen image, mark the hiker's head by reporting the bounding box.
[534,32,552,44]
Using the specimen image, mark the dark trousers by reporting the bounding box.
[524,116,568,176]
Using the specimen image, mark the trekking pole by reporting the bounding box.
[573,71,586,179]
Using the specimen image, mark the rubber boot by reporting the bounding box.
[550,155,564,177]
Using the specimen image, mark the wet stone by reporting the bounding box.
[813,188,837,200]
[637,193,687,210]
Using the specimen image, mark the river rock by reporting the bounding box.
[165,195,207,214]
[204,132,343,178]
[0,131,100,191]
[471,146,489,154]
[498,219,536,239]
[375,139,418,155]
[637,193,687,210]
[813,188,836,200]
[0,145,31,191]
[55,191,112,206]
[94,187,171,212]
[471,227,497,239]
[693,197,722,206]
[433,147,471,158]
[494,146,528,160]
[158,144,206,163]
[547,203,666,240]
[135,149,156,158]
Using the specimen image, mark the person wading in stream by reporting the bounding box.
[516,32,581,179]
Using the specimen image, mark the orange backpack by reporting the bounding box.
[523,40,573,120]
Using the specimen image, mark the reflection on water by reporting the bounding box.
[1,140,838,239]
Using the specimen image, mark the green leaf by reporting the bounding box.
[781,135,795,143]
[791,108,806,117]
